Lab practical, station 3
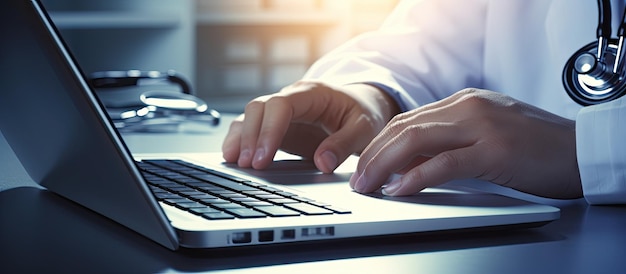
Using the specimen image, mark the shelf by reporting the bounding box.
[49,11,181,29]
[196,11,341,26]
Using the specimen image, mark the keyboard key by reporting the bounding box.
[150,181,179,188]
[196,175,257,192]
[144,178,171,185]
[150,189,167,195]
[212,203,247,210]
[184,193,218,200]
[176,178,205,185]
[244,181,265,187]
[286,203,334,215]
[291,196,315,203]
[182,181,211,188]
[256,206,301,217]
[164,197,193,204]
[259,186,283,193]
[279,191,298,197]
[308,200,331,207]
[268,198,299,204]
[199,185,229,193]
[325,206,352,214]
[232,197,262,203]
[225,208,267,218]
[154,192,182,200]
[200,198,231,204]
[175,202,206,209]
[202,212,236,220]
[242,190,274,196]
[189,207,221,215]
[256,194,284,200]
[241,201,274,207]
[194,167,251,183]
[167,186,196,193]
[220,193,248,199]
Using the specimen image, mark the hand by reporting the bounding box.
[350,88,583,199]
[221,81,400,173]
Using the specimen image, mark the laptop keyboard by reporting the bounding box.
[136,159,351,220]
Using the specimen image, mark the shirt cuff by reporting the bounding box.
[357,82,411,112]
[576,98,626,204]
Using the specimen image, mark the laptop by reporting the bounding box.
[0,0,559,250]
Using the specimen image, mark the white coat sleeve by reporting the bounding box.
[576,97,626,204]
[302,0,489,111]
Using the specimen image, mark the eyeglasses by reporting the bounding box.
[89,70,220,132]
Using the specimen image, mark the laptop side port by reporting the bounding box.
[301,226,335,237]
[231,231,252,244]
[258,230,274,242]
[281,229,296,240]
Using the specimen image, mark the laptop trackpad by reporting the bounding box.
[363,188,536,207]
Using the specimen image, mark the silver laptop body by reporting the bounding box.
[0,0,559,250]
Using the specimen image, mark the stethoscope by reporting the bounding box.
[563,0,626,105]
[89,70,220,132]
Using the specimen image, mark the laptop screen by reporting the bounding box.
[0,0,178,249]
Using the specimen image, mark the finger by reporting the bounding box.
[353,122,473,193]
[355,101,457,173]
[221,114,245,162]
[251,96,294,169]
[382,144,489,196]
[238,97,269,168]
[314,113,377,173]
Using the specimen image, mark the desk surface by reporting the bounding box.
[1,114,625,273]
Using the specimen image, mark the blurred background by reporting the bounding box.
[42,0,399,113]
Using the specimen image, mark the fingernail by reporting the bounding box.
[253,147,266,165]
[318,151,338,173]
[382,177,402,196]
[354,173,367,193]
[238,149,252,167]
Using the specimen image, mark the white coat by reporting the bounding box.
[303,0,626,204]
